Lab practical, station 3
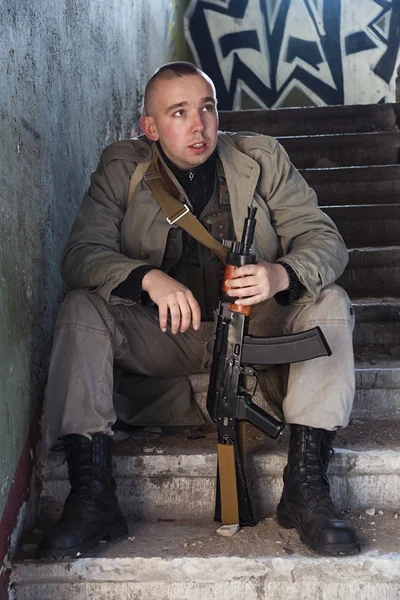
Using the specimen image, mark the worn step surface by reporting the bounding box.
[219,102,400,137]
[11,513,400,600]
[276,131,400,169]
[300,165,400,206]
[353,298,400,347]
[323,204,400,247]
[41,420,400,523]
[338,248,400,297]
[352,348,400,420]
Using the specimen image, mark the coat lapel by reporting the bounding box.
[216,132,260,242]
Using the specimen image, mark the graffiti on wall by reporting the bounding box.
[162,0,189,62]
[185,0,400,109]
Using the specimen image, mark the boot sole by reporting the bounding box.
[276,507,361,556]
[39,518,129,559]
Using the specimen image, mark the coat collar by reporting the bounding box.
[216,131,261,240]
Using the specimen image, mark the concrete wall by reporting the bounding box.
[0,0,184,540]
[185,0,400,110]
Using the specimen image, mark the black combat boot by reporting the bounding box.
[40,433,128,558]
[276,425,361,555]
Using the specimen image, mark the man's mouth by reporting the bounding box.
[189,142,206,149]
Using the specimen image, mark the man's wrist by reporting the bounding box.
[112,265,159,302]
[275,262,290,293]
[274,262,306,306]
[141,268,162,293]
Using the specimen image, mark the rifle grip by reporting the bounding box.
[238,395,284,439]
[222,265,253,316]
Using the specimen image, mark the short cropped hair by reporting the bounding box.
[143,62,214,115]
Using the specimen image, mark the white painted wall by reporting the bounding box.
[185,0,400,109]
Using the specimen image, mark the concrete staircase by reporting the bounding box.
[10,103,400,599]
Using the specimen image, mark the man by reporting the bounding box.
[41,62,360,558]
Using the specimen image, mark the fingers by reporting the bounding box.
[145,271,201,334]
[159,292,201,334]
[158,301,169,333]
[227,264,257,280]
[169,300,183,335]
[228,284,260,298]
[175,292,201,333]
[227,282,267,305]
[176,293,194,334]
[227,275,259,290]
[225,263,270,303]
[235,293,264,306]
[188,296,201,332]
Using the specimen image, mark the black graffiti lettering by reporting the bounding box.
[220,30,260,58]
[373,3,400,84]
[186,0,398,109]
[373,0,392,9]
[286,37,324,68]
[345,31,378,55]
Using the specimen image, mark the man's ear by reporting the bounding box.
[141,116,159,141]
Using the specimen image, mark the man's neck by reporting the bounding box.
[156,142,218,216]
[157,142,217,181]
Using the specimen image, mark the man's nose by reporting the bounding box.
[191,111,205,132]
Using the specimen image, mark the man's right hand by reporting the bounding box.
[141,269,201,334]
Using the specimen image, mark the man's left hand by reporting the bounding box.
[225,261,290,306]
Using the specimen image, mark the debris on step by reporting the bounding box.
[113,431,130,442]
[132,431,160,441]
[216,524,240,537]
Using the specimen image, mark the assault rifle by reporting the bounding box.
[206,206,332,527]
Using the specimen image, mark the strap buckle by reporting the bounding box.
[166,203,190,225]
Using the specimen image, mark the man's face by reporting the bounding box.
[141,74,219,170]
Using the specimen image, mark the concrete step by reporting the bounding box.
[300,165,400,206]
[353,298,400,347]
[276,132,400,169]
[219,102,400,137]
[338,247,400,297]
[352,348,400,420]
[11,513,400,600]
[40,420,400,523]
[323,204,400,248]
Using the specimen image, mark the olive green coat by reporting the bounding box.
[61,132,348,304]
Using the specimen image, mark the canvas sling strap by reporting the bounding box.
[127,142,228,262]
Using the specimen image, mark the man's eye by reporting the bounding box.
[202,104,214,112]
[173,109,185,117]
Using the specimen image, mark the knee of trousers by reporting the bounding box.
[56,289,112,328]
[298,284,354,325]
